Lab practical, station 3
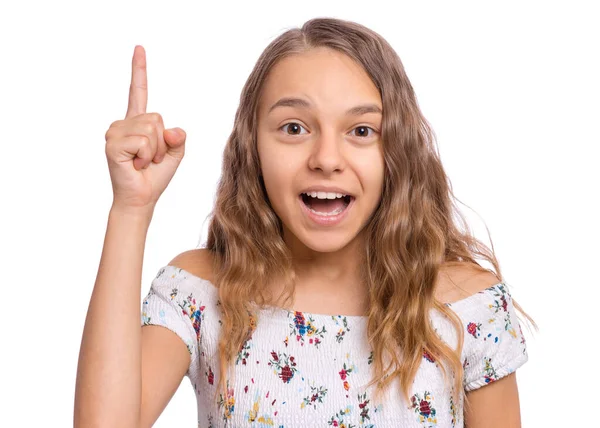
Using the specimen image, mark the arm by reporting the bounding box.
[74,207,150,427]
[464,372,522,428]
[73,208,190,428]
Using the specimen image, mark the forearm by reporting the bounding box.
[74,206,153,428]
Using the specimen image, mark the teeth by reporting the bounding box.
[303,192,347,199]
[308,206,346,216]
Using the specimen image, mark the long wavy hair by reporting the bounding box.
[204,17,536,407]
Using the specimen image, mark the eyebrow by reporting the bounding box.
[267,97,382,116]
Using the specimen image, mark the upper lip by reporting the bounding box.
[299,186,354,197]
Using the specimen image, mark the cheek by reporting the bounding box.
[257,142,298,202]
[355,151,385,198]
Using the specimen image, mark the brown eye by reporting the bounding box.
[352,126,375,138]
[281,122,307,135]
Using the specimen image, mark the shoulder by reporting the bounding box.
[168,248,216,284]
[435,262,502,305]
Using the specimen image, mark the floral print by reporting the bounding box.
[206,366,215,385]
[482,357,499,384]
[333,315,351,343]
[290,311,327,347]
[449,394,457,427]
[410,391,437,427]
[301,385,328,409]
[268,351,298,383]
[357,391,373,425]
[141,265,529,427]
[328,405,354,427]
[217,381,235,424]
[466,322,482,339]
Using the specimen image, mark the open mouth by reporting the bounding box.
[300,192,353,216]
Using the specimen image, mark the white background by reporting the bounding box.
[1,1,598,426]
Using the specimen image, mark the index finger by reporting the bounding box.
[125,45,148,119]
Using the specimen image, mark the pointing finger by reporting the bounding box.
[125,45,148,119]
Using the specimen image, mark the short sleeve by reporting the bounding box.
[141,266,203,378]
[461,283,528,392]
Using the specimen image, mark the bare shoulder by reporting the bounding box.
[168,248,215,283]
[435,262,502,305]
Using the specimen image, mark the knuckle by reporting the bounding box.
[138,122,155,137]
[147,112,163,124]
[137,134,150,146]
[130,81,147,91]
[105,129,118,142]
[105,121,121,140]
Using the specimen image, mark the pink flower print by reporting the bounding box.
[294,312,307,335]
[206,366,214,385]
[409,391,437,424]
[176,292,205,342]
[357,391,371,423]
[328,406,353,427]
[467,322,482,338]
[302,385,328,409]
[268,351,297,384]
[338,362,354,391]
[236,341,250,365]
[333,316,350,343]
[290,311,327,347]
[419,399,431,417]
[280,366,294,383]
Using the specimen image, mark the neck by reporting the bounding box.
[283,228,367,296]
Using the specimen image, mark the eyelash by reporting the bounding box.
[279,122,378,139]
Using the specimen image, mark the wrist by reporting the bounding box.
[109,203,154,224]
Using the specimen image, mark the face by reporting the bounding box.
[256,47,385,254]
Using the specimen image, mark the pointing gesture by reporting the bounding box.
[126,45,148,119]
[104,45,187,214]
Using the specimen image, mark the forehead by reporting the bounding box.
[258,47,381,116]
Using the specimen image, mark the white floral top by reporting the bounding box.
[141,265,528,428]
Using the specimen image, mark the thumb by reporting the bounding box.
[164,127,186,157]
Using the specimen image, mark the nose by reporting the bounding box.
[307,128,346,175]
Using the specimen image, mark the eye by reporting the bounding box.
[280,122,308,136]
[279,123,378,138]
[350,126,377,138]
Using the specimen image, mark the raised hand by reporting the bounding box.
[104,45,187,213]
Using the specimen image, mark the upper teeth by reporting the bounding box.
[303,191,346,199]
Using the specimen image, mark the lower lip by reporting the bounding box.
[298,195,354,226]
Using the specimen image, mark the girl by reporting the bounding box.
[75,17,534,428]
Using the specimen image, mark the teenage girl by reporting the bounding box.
[74,18,533,428]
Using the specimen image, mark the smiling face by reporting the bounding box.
[256,47,385,255]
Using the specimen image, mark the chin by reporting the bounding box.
[291,228,361,254]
